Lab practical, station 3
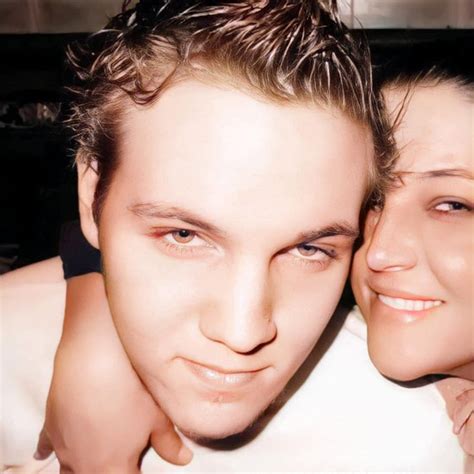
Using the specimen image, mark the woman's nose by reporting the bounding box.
[365,208,418,273]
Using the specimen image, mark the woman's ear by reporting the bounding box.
[76,155,100,249]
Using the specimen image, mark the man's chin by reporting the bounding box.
[176,416,254,444]
[155,382,287,444]
[173,403,269,445]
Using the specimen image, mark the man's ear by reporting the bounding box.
[76,155,100,250]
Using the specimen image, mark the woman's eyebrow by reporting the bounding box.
[414,168,474,180]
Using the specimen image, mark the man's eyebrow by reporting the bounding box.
[128,202,226,236]
[400,168,474,180]
[296,223,360,243]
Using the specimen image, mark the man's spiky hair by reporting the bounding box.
[68,0,394,220]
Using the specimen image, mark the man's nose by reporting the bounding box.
[365,208,418,273]
[199,260,277,354]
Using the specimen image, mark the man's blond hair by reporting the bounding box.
[68,0,394,220]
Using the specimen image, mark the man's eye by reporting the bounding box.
[171,229,196,243]
[288,244,331,261]
[434,201,472,213]
[153,228,215,258]
[163,229,207,247]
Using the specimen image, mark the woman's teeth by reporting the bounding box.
[377,294,443,311]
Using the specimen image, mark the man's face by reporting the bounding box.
[96,80,370,439]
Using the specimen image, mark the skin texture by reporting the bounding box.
[351,82,474,459]
[78,80,370,441]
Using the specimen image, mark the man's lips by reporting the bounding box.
[183,359,263,388]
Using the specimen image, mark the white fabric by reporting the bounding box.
[1,267,464,472]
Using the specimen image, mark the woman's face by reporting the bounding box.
[352,82,474,381]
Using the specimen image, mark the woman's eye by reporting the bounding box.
[434,201,471,213]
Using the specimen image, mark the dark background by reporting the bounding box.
[0,29,473,271]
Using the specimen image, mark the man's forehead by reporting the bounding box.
[122,79,366,135]
[120,79,371,164]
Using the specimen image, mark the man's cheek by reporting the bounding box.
[274,308,329,368]
[109,281,197,333]
[102,266,184,339]
[278,279,343,331]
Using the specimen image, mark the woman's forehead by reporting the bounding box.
[387,83,473,175]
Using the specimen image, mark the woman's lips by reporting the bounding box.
[377,294,443,312]
[183,359,261,389]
